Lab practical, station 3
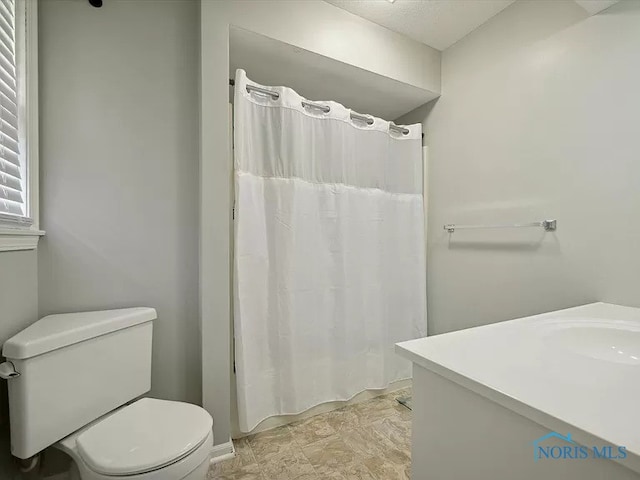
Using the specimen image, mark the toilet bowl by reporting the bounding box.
[56,398,213,480]
[0,308,213,480]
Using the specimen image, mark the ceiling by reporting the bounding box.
[324,0,515,51]
[574,0,619,14]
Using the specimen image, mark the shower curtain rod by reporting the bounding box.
[229,78,420,138]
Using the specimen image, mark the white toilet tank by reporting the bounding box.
[1,308,156,460]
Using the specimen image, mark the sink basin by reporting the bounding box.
[547,320,640,365]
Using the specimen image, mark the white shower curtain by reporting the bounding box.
[233,69,426,433]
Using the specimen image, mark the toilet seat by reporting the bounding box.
[55,398,213,479]
[77,398,212,475]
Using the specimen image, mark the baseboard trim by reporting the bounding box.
[210,439,235,464]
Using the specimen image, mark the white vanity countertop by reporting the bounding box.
[396,302,640,473]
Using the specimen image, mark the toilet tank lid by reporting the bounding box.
[2,307,157,360]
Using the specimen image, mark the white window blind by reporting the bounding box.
[0,0,27,224]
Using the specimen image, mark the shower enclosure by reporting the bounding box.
[232,69,427,433]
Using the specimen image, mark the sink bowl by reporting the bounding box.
[547,320,640,365]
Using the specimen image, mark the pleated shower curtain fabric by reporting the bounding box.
[233,69,427,433]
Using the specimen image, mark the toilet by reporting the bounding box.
[0,308,213,479]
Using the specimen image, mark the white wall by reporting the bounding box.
[398,0,640,334]
[200,0,441,445]
[0,251,38,368]
[0,251,38,477]
[38,0,200,404]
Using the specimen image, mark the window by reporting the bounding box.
[0,0,40,251]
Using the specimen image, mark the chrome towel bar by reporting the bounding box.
[444,219,557,234]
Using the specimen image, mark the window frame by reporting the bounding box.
[0,0,43,252]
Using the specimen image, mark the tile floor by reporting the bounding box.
[208,388,412,480]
